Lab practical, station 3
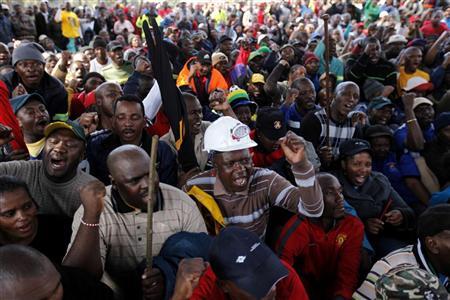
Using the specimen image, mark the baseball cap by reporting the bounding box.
[363,79,384,101]
[302,52,319,65]
[434,112,450,132]
[367,96,394,111]
[219,35,232,44]
[209,227,288,299]
[203,116,257,153]
[106,41,123,52]
[248,51,263,62]
[211,52,228,66]
[339,139,371,160]
[365,125,393,139]
[249,73,265,84]
[44,120,86,143]
[257,34,268,45]
[196,50,212,65]
[1,4,9,10]
[403,77,434,93]
[10,93,46,114]
[227,89,257,113]
[375,264,448,300]
[418,204,450,240]
[38,34,49,43]
[256,107,287,140]
[412,97,434,110]
[387,34,408,45]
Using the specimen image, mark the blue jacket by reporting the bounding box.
[87,130,177,186]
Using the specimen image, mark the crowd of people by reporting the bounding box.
[0,0,450,299]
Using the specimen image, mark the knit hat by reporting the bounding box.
[418,204,450,240]
[363,79,384,101]
[302,52,319,65]
[434,112,450,132]
[12,42,45,66]
[227,89,257,113]
[211,52,228,66]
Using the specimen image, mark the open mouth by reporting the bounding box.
[232,173,248,187]
[122,129,135,138]
[50,158,67,170]
[353,175,367,185]
[36,119,49,128]
[17,221,33,234]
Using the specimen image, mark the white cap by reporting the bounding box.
[404,76,433,92]
[413,97,433,110]
[204,116,257,153]
[387,34,408,45]
[257,34,268,45]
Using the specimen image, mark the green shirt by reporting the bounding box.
[101,62,133,85]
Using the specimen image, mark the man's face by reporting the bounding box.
[0,188,38,244]
[97,85,123,117]
[109,48,124,65]
[182,40,194,56]
[370,136,391,160]
[186,97,203,136]
[342,152,372,187]
[95,47,107,60]
[320,175,345,219]
[112,101,146,145]
[42,129,85,182]
[295,81,316,111]
[414,104,435,128]
[214,60,228,75]
[247,82,264,101]
[432,11,444,26]
[234,105,252,127]
[111,153,153,211]
[333,84,359,118]
[429,230,450,276]
[248,56,263,73]
[84,77,104,94]
[438,125,450,144]
[84,49,95,61]
[281,47,295,63]
[199,63,211,76]
[220,40,233,57]
[135,58,153,77]
[219,281,277,300]
[369,105,393,125]
[214,149,253,193]
[257,130,281,153]
[16,99,50,139]
[70,61,86,80]
[0,48,10,66]
[405,48,423,71]
[386,42,405,57]
[366,41,381,64]
[15,60,44,89]
[305,59,319,75]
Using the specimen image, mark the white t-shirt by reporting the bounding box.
[90,57,112,73]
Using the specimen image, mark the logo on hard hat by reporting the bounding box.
[274,121,282,129]
[230,123,250,141]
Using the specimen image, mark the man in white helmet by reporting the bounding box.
[183,116,324,237]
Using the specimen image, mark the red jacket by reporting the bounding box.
[191,260,309,300]
[249,130,284,167]
[276,215,364,300]
[0,80,27,152]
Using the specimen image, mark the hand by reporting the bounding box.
[366,218,384,235]
[401,92,416,110]
[318,146,333,164]
[12,83,27,98]
[68,78,81,90]
[279,131,307,166]
[142,267,165,300]
[0,124,13,146]
[384,209,403,226]
[5,149,29,161]
[172,258,208,300]
[189,61,201,76]
[80,180,106,219]
[285,88,299,106]
[61,50,72,65]
[351,111,367,127]
[78,112,99,136]
[209,89,230,113]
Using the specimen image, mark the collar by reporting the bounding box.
[414,239,439,276]
[111,186,164,214]
[213,174,250,196]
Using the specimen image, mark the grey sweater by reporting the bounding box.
[0,160,96,217]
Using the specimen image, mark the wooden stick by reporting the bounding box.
[321,14,331,147]
[146,135,159,268]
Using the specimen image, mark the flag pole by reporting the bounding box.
[321,14,331,148]
[146,135,159,268]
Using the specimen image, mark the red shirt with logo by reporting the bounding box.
[276,215,364,300]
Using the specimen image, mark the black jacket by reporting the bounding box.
[1,71,68,121]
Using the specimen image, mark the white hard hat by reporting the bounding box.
[203,116,257,153]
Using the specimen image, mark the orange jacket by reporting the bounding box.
[176,57,229,93]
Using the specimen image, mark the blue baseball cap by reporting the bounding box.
[367,96,394,111]
[209,227,288,299]
[10,93,46,114]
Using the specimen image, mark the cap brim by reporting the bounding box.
[259,127,287,141]
[44,122,85,142]
[232,252,288,299]
[340,148,372,159]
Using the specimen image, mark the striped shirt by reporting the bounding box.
[353,240,449,299]
[68,183,207,291]
[183,161,324,238]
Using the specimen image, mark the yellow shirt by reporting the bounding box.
[26,138,45,159]
[61,10,80,38]
[397,66,430,94]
